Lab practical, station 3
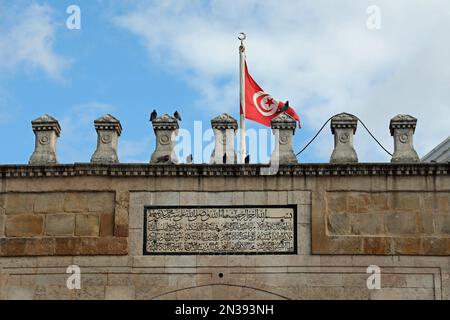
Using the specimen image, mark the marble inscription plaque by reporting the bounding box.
[144,205,297,255]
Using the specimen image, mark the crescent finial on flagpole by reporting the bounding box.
[238,32,246,52]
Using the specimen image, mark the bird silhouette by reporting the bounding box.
[277,101,289,113]
[223,153,227,164]
[150,110,158,121]
[186,154,193,164]
[156,155,170,163]
[245,155,250,164]
[173,111,181,121]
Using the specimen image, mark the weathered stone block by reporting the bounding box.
[179,192,199,205]
[114,224,128,237]
[7,286,35,300]
[380,274,407,288]
[87,192,115,213]
[434,214,450,234]
[422,237,448,255]
[64,193,88,213]
[357,194,370,213]
[0,214,4,237]
[5,214,44,237]
[82,274,108,286]
[417,215,435,234]
[96,237,128,255]
[36,285,73,300]
[75,214,100,236]
[423,194,438,211]
[437,195,450,212]
[54,237,82,255]
[99,213,114,236]
[405,274,434,288]
[78,237,100,255]
[362,237,392,255]
[385,213,416,235]
[46,214,75,236]
[327,194,347,213]
[1,238,26,256]
[371,193,391,211]
[105,286,135,300]
[327,213,350,235]
[114,191,129,228]
[393,193,420,211]
[34,193,65,213]
[314,236,363,255]
[73,286,105,300]
[4,193,35,215]
[25,238,54,256]
[350,213,384,235]
[392,237,422,255]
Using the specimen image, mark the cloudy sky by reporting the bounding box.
[0,0,449,164]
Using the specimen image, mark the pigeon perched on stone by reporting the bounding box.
[173,111,181,121]
[156,155,170,163]
[277,101,289,113]
[223,153,227,164]
[186,154,193,164]
[245,155,250,164]
[150,110,158,121]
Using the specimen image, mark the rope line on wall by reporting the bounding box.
[296,114,393,157]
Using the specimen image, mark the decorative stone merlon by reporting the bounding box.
[210,113,238,164]
[150,113,179,164]
[29,114,61,165]
[90,114,122,164]
[330,113,358,163]
[270,112,298,164]
[389,114,420,162]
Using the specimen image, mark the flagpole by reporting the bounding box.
[238,32,246,164]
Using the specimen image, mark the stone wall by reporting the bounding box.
[315,191,450,255]
[0,163,449,300]
[0,191,126,256]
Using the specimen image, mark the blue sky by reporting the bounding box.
[0,0,449,164]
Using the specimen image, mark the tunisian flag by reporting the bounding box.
[240,62,301,127]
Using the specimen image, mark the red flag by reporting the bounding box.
[240,62,301,127]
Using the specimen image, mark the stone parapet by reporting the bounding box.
[29,114,61,165]
[330,113,358,163]
[270,112,298,165]
[90,114,122,164]
[210,113,238,164]
[150,114,179,164]
[0,163,448,178]
[390,114,420,162]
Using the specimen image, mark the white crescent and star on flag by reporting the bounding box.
[252,91,280,116]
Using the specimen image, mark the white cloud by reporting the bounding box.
[116,0,450,161]
[58,102,116,163]
[119,137,152,163]
[0,2,69,79]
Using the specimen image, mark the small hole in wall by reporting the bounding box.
[218,273,224,278]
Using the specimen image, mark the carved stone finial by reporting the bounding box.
[210,113,238,164]
[150,113,179,164]
[29,114,61,165]
[330,112,358,163]
[389,114,420,162]
[90,114,122,164]
[270,112,298,164]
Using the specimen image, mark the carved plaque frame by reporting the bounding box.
[143,205,298,255]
